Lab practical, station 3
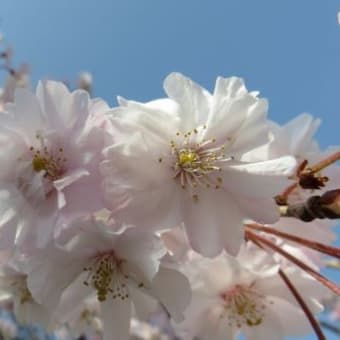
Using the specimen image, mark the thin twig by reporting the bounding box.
[279,269,326,340]
[308,152,340,174]
[245,230,340,295]
[246,223,340,258]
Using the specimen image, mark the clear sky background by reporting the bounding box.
[0,1,339,339]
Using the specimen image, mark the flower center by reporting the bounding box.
[163,126,233,201]
[221,285,272,328]
[30,146,66,181]
[83,252,145,302]
[178,150,199,168]
[10,276,33,305]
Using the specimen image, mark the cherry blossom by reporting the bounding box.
[176,244,327,340]
[102,73,296,256]
[26,216,191,340]
[0,80,111,249]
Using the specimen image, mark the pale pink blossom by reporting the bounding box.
[176,244,326,340]
[0,80,111,249]
[102,73,296,257]
[26,217,191,340]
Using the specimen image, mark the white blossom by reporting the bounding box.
[102,73,296,256]
[176,244,326,340]
[26,217,191,340]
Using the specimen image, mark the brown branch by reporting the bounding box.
[276,183,299,205]
[246,223,340,259]
[278,269,326,340]
[279,190,340,222]
[245,230,340,296]
[308,151,340,174]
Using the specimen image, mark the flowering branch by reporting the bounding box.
[0,67,337,339]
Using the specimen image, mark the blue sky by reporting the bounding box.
[0,1,339,339]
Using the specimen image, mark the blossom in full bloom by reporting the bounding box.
[176,244,326,340]
[0,80,111,249]
[101,72,296,256]
[26,216,191,340]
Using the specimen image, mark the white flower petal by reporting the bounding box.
[182,190,244,256]
[101,297,131,340]
[163,72,211,129]
[267,297,313,336]
[129,285,157,321]
[115,229,166,282]
[151,266,191,322]
[223,156,296,199]
[243,310,284,340]
[27,249,84,310]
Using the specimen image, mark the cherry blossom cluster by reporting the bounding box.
[0,70,339,340]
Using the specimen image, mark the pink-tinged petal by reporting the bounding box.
[101,297,131,340]
[53,169,90,192]
[36,80,70,131]
[11,88,45,137]
[107,180,182,231]
[53,169,89,211]
[205,94,258,145]
[227,99,269,155]
[109,103,177,145]
[266,297,313,336]
[26,249,85,310]
[128,285,157,321]
[151,267,191,322]
[271,113,321,157]
[236,196,279,224]
[115,229,166,282]
[222,156,296,199]
[163,72,212,129]
[160,225,190,262]
[195,304,236,340]
[182,190,244,256]
[69,90,90,132]
[117,96,179,118]
[189,254,253,295]
[54,275,93,324]
[0,187,20,249]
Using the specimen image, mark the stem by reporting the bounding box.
[307,152,340,174]
[279,269,326,340]
[276,183,299,205]
[245,230,340,296]
[246,223,340,259]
